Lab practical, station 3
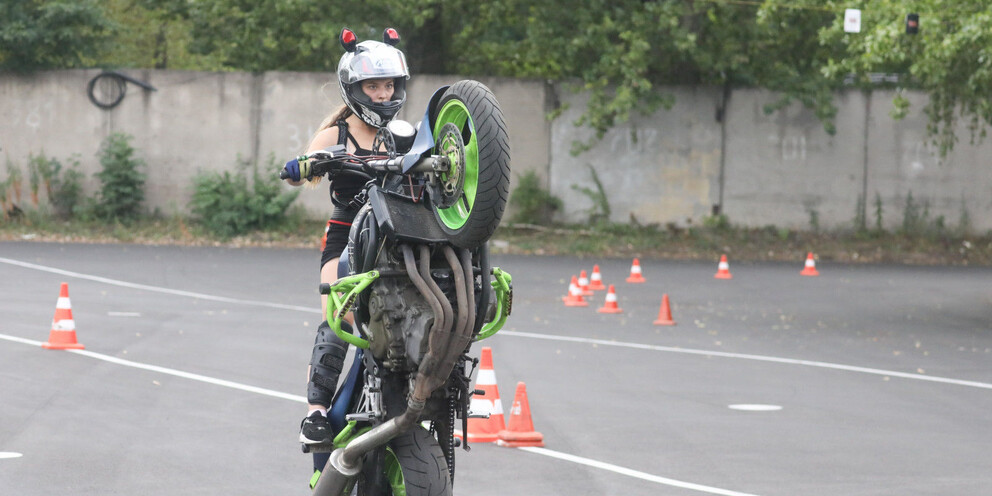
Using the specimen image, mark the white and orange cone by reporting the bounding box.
[588,265,607,291]
[577,270,594,296]
[497,382,544,448]
[626,258,646,283]
[597,284,623,314]
[465,347,505,443]
[800,252,820,276]
[43,282,85,350]
[562,276,589,307]
[714,255,733,279]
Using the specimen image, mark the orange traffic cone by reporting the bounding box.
[653,294,676,326]
[43,282,85,350]
[626,258,646,283]
[577,270,594,296]
[465,347,505,443]
[597,285,623,314]
[562,276,589,307]
[497,382,544,448]
[800,252,820,276]
[714,254,733,279]
[588,265,607,291]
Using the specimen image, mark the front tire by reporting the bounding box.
[431,80,511,250]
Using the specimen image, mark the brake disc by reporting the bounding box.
[372,127,397,158]
[429,122,466,209]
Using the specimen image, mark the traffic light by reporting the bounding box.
[906,13,919,35]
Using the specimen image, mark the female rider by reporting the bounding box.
[281,29,409,481]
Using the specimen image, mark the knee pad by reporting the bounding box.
[307,320,350,407]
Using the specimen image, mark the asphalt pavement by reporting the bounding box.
[1,241,991,495]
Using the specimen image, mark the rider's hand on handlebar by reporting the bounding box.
[281,144,348,181]
[282,156,313,182]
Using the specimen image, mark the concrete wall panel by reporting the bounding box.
[723,89,866,229]
[2,70,990,232]
[865,90,992,231]
[551,85,722,226]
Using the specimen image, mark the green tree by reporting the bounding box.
[0,0,114,71]
[140,0,477,73]
[94,0,225,70]
[32,0,986,154]
[816,0,992,155]
[140,0,373,72]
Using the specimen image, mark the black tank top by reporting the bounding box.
[330,120,371,210]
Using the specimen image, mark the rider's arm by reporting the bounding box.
[284,126,342,186]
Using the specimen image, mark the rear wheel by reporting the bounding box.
[356,426,451,496]
[431,80,510,249]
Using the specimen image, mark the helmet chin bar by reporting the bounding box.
[348,81,405,128]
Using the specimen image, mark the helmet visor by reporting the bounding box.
[339,41,409,85]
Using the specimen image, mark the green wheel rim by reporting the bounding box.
[384,447,406,496]
[433,99,479,230]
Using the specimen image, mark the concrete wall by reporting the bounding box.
[2,70,990,231]
[0,70,550,219]
[550,86,723,227]
[553,84,992,231]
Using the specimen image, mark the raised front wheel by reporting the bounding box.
[431,80,511,249]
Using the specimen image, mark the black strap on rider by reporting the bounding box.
[336,120,366,153]
[330,120,373,211]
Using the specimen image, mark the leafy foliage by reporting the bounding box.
[0,0,114,71]
[8,0,992,152]
[816,0,992,154]
[570,164,610,224]
[50,157,85,219]
[95,133,146,222]
[189,156,300,238]
[508,170,561,225]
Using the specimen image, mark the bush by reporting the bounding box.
[95,133,146,222]
[509,170,561,225]
[189,155,300,238]
[51,156,85,219]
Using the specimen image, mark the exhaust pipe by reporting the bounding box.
[313,244,466,495]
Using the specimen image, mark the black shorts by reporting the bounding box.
[320,208,357,269]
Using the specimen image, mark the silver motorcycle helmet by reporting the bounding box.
[337,28,410,128]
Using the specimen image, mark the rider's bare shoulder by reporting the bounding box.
[307,125,341,153]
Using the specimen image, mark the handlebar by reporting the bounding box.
[280,146,448,181]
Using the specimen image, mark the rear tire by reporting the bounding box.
[431,80,510,250]
[356,426,451,496]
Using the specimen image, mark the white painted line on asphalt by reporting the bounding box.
[0,332,756,495]
[4,256,989,391]
[0,333,307,404]
[108,312,142,317]
[0,257,319,314]
[500,330,992,391]
[519,447,761,496]
[728,404,782,412]
[0,452,24,459]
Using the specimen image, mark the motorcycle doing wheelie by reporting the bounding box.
[282,80,513,496]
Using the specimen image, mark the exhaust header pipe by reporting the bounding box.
[313,244,473,495]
